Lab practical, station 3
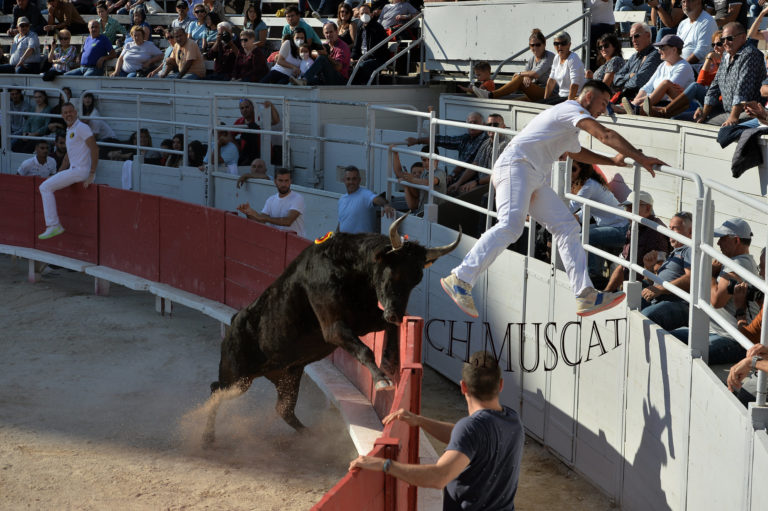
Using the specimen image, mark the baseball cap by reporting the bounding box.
[176,0,187,8]
[620,190,654,207]
[653,34,684,49]
[713,218,752,239]
[17,16,30,26]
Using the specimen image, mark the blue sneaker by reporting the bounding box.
[440,274,479,318]
[576,288,625,317]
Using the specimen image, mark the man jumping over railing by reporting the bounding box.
[441,79,667,318]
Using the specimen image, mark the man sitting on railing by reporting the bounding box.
[349,350,524,511]
[670,218,761,364]
[349,4,388,85]
[405,111,487,188]
[637,211,693,331]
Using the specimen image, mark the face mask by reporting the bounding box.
[360,13,371,23]
[294,38,304,46]
[300,52,309,59]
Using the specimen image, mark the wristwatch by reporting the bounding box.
[751,356,762,374]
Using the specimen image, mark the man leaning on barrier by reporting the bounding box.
[349,350,525,511]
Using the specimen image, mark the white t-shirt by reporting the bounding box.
[81,107,116,141]
[502,100,592,173]
[272,39,301,77]
[676,11,718,62]
[550,52,586,98]
[262,190,306,237]
[121,40,163,73]
[66,119,95,170]
[590,0,615,25]
[640,59,695,100]
[17,155,57,177]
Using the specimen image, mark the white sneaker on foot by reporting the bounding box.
[575,288,625,317]
[471,85,490,99]
[38,224,65,240]
[440,274,479,318]
[621,97,634,116]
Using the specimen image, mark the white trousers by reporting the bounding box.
[39,166,90,227]
[453,157,592,296]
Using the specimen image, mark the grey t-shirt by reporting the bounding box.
[525,50,555,87]
[710,252,758,337]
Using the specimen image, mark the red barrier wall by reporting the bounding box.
[34,177,99,263]
[158,198,225,302]
[0,175,35,248]
[99,187,160,281]
[285,233,311,267]
[224,214,287,309]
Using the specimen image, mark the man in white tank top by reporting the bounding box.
[441,80,666,318]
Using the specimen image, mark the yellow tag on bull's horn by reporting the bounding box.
[315,231,334,244]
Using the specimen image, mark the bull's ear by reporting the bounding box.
[374,246,390,263]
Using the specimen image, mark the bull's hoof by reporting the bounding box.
[375,378,394,391]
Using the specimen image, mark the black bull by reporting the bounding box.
[203,215,460,444]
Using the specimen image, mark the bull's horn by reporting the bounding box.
[388,213,408,250]
[425,226,462,264]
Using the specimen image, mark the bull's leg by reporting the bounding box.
[325,320,394,390]
[380,323,401,378]
[202,377,253,447]
[267,366,306,431]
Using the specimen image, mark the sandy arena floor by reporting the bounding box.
[0,254,615,510]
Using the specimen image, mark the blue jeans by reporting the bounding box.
[0,62,39,74]
[303,55,346,86]
[669,327,747,365]
[168,72,201,80]
[65,66,104,77]
[587,223,629,277]
[642,299,689,332]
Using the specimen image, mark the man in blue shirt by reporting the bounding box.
[65,19,116,76]
[337,165,393,233]
[349,350,525,511]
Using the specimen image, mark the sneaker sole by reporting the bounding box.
[576,292,626,317]
[440,278,479,318]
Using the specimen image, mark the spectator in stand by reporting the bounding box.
[282,5,323,46]
[337,165,394,233]
[110,26,163,77]
[647,28,722,117]
[200,13,221,53]
[458,61,495,96]
[615,0,652,34]
[44,0,88,35]
[201,127,239,174]
[147,29,176,78]
[406,111,487,187]
[706,0,748,28]
[0,17,41,74]
[292,22,350,85]
[589,0,616,69]
[588,33,625,90]
[129,7,152,40]
[390,143,447,214]
[649,0,685,41]
[233,99,279,165]
[747,4,768,42]
[188,140,205,167]
[603,191,671,292]
[237,168,306,238]
[350,351,524,511]
[639,211,693,331]
[261,34,302,84]
[569,161,629,283]
[474,29,554,102]
[298,43,315,74]
[8,88,30,143]
[670,218,760,364]
[236,158,270,187]
[207,21,240,80]
[164,133,183,167]
[232,29,269,82]
[96,1,127,45]
[618,34,695,115]
[8,0,45,36]
[154,0,191,35]
[448,113,509,195]
[692,22,765,125]
[677,0,718,66]
[613,23,663,103]
[107,128,161,163]
[162,27,206,79]
[349,7,389,85]
[51,131,67,171]
[187,2,209,48]
[378,0,418,31]
[543,31,586,104]
[12,89,51,152]
[17,140,57,177]
[64,20,116,77]
[202,0,225,20]
[243,2,268,48]
[337,2,357,45]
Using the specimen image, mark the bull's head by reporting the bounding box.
[374,214,461,325]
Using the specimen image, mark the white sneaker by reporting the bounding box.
[471,85,490,99]
[621,97,634,116]
[440,274,479,318]
[575,288,625,317]
[38,224,65,240]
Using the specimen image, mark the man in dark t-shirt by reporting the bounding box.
[349,351,524,510]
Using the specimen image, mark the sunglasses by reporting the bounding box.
[486,122,500,127]
[598,44,611,50]
[553,41,568,46]
[722,34,743,42]
[630,33,643,39]
[712,40,724,47]
[529,42,542,47]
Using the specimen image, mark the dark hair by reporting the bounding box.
[96,0,107,9]
[344,165,360,174]
[571,161,608,191]
[160,138,173,148]
[462,351,502,401]
[530,28,545,45]
[33,90,49,105]
[188,140,205,167]
[580,79,612,97]
[293,26,306,36]
[473,61,491,73]
[596,32,621,65]
[285,5,299,16]
[55,131,66,141]
[81,92,96,116]
[275,167,292,177]
[36,139,50,148]
[410,161,423,171]
[244,2,262,28]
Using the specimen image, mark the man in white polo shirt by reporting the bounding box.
[38,103,98,240]
[237,167,306,238]
[440,80,666,318]
[17,140,57,178]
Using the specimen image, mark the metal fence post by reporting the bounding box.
[688,195,711,361]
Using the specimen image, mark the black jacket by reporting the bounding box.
[351,20,389,63]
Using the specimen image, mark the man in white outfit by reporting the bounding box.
[441,80,666,318]
[237,167,306,238]
[38,103,98,240]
